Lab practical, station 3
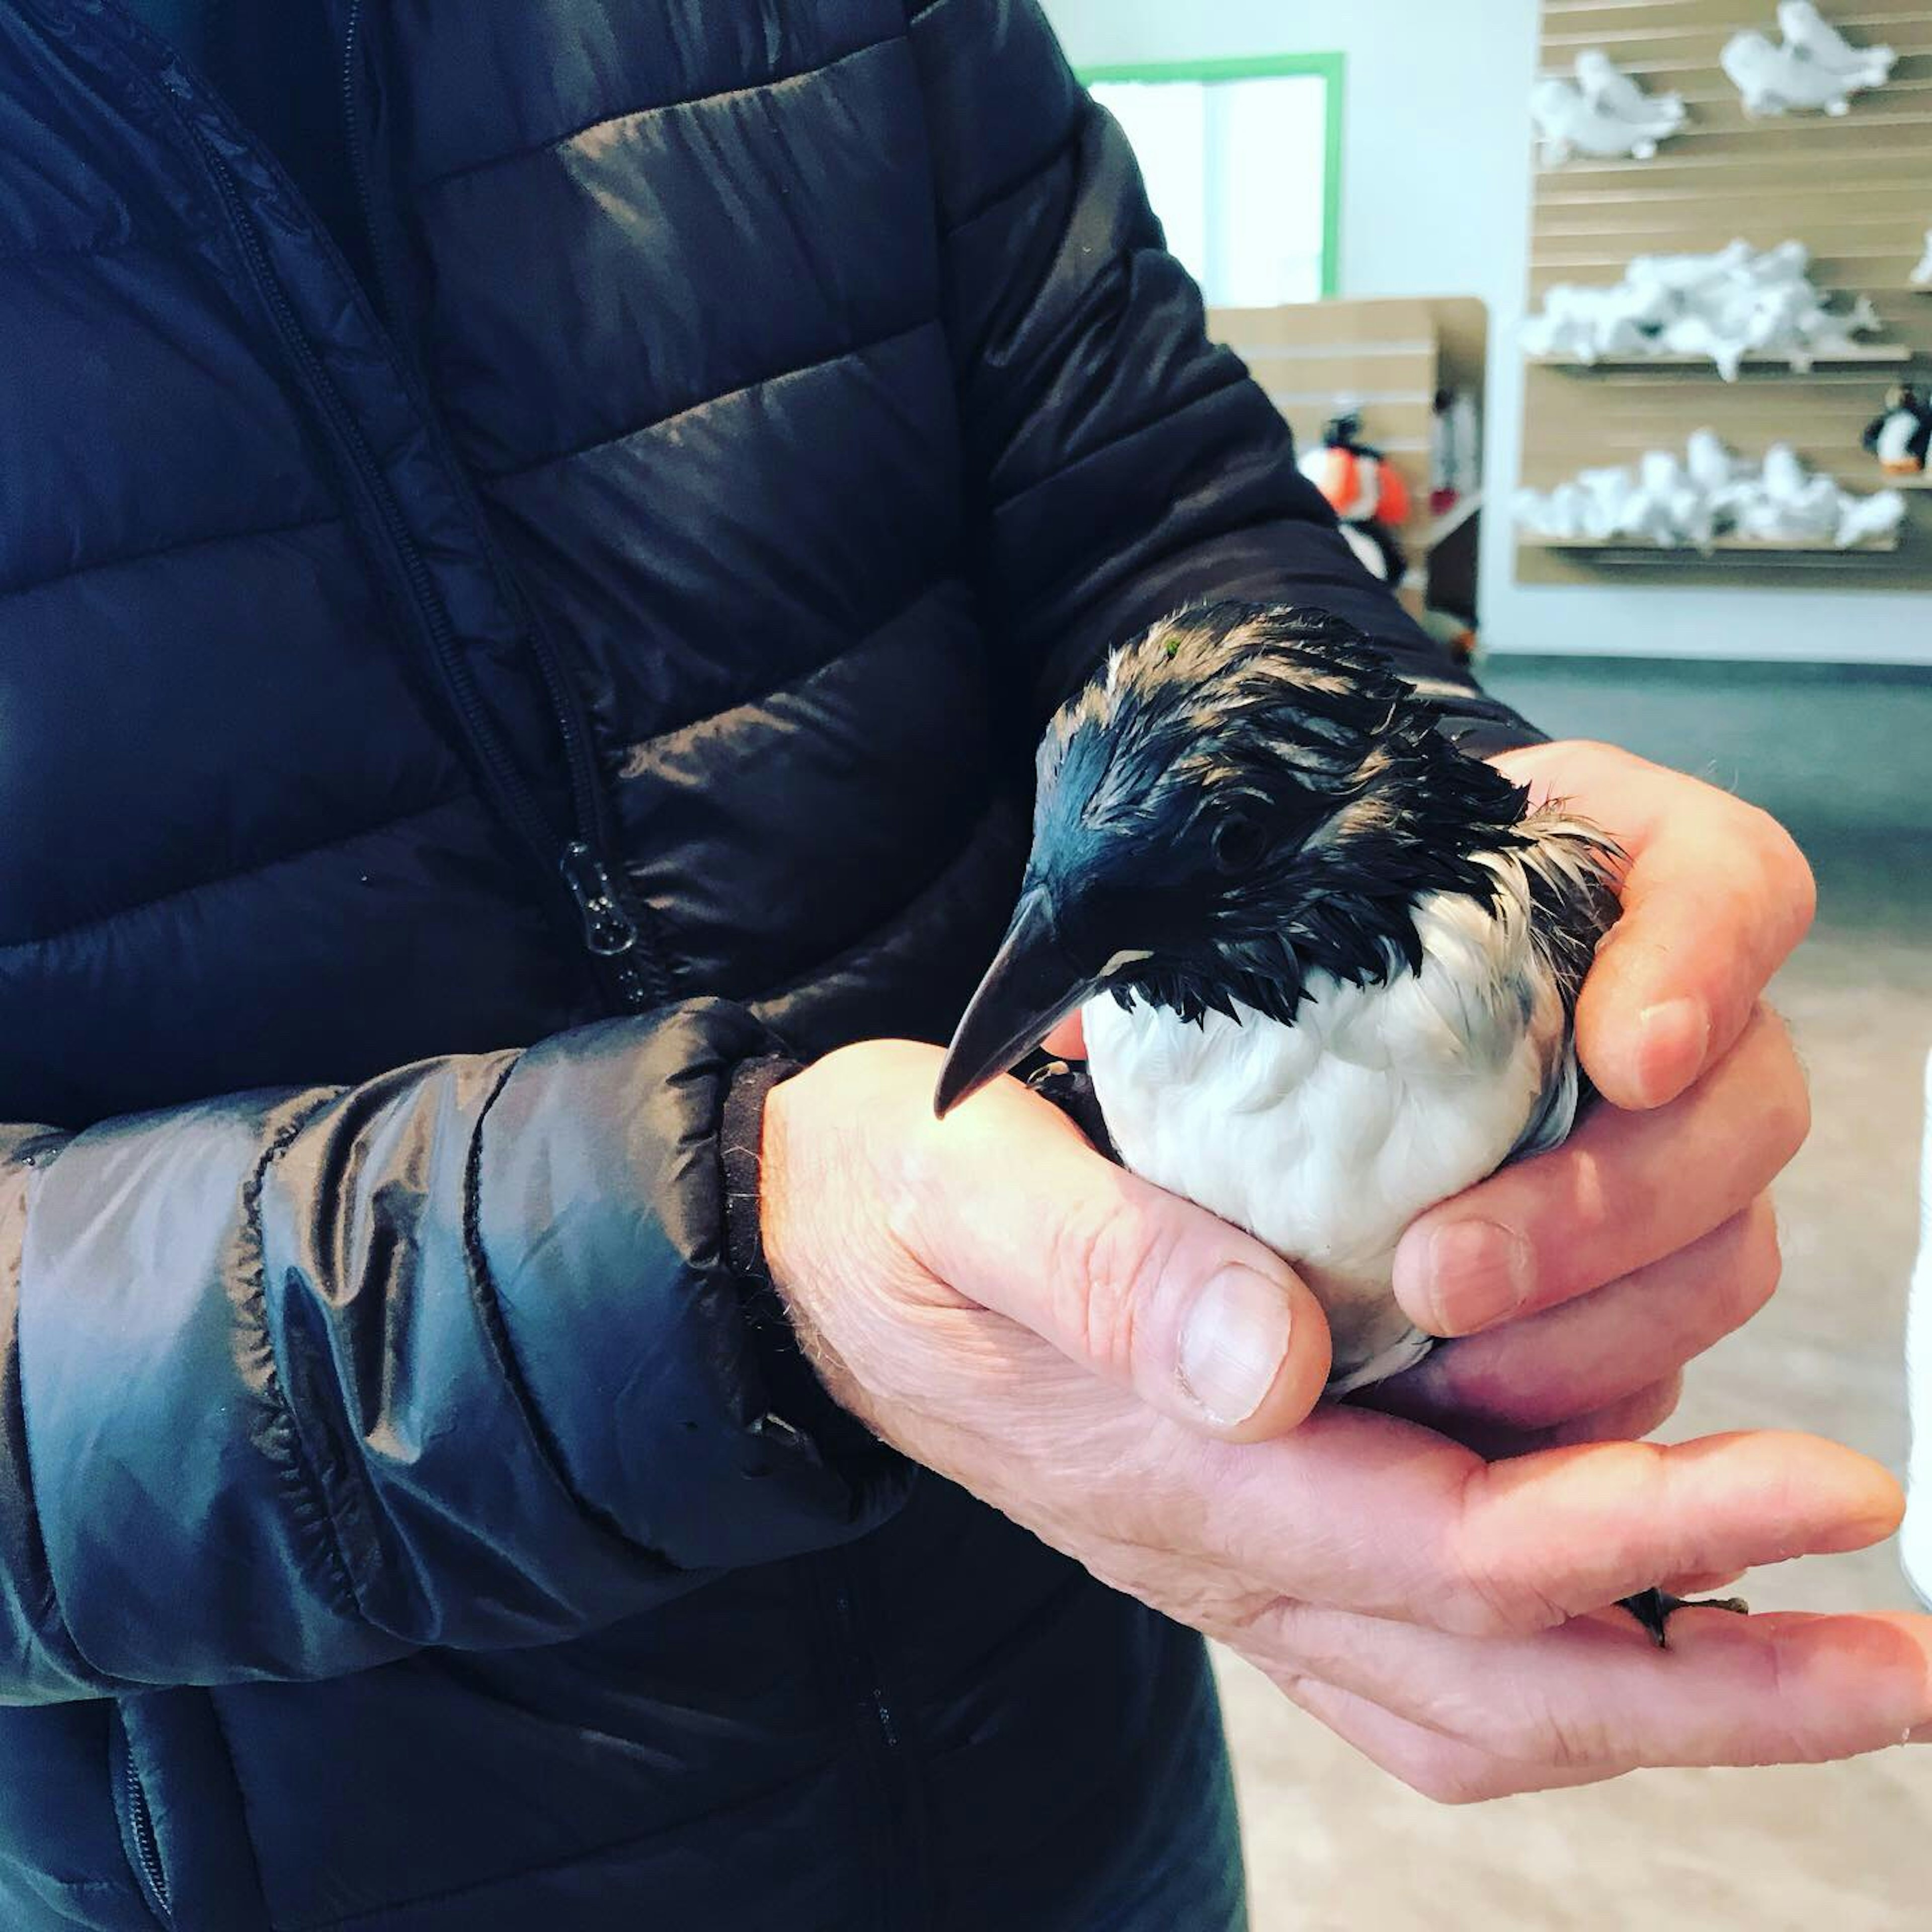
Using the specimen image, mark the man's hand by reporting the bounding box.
[763,1042,1931,1802]
[1373,740,1816,1446]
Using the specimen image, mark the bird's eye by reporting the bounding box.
[1210,813,1269,875]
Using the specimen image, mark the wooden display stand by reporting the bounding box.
[1520,0,1932,588]
[1209,295,1488,622]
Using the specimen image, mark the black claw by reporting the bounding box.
[1619,1587,1751,1649]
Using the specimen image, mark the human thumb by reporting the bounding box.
[916,1072,1332,1441]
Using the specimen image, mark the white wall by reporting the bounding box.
[1039,0,1932,664]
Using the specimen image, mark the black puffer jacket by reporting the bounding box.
[0,3,1534,1926]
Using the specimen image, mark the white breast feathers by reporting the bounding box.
[1083,838,1591,1394]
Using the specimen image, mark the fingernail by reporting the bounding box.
[1635,997,1710,1103]
[1179,1266,1293,1425]
[1428,1220,1534,1334]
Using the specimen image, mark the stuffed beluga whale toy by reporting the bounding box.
[1532,49,1689,164]
[1515,432,1907,551]
[1523,240,1885,379]
[1723,3,1896,117]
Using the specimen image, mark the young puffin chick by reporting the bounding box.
[935,600,1743,1646]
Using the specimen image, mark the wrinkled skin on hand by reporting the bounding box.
[763,746,1932,1801]
[765,1048,1924,1803]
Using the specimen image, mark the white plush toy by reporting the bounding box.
[1723,3,1896,117]
[1836,486,1910,549]
[1522,239,1882,377]
[1532,49,1689,164]
[1685,427,1744,507]
[1633,450,1719,549]
[1520,280,1668,362]
[1515,431,1905,550]
[1914,229,1932,289]
[1738,444,1842,542]
[1780,0,1896,77]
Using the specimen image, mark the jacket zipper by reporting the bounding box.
[120,1738,174,1923]
[816,1554,919,1928]
[157,59,663,1010]
[335,16,668,1012]
[339,2,401,327]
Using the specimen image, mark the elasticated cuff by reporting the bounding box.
[720,1056,801,1298]
[476,1006,905,1572]
[716,1053,905,1487]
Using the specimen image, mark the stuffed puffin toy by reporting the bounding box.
[1864,384,1932,477]
[1299,411,1413,586]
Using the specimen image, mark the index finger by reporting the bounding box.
[1493,742,1815,1110]
[1204,1412,1900,1633]
[1446,1429,1900,1636]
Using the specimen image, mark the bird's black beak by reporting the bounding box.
[934,888,1098,1117]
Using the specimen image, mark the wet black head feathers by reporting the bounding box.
[1027,602,1552,1025]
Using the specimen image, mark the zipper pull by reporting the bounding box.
[560,841,640,958]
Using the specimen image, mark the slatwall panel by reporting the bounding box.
[1520,1,1932,588]
[1214,297,1440,473]
[1212,297,1488,614]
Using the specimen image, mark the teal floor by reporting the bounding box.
[1481,655,1932,845]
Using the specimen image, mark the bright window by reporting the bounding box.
[1083,55,1344,305]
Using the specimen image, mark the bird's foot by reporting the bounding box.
[1618,1586,1751,1649]
[1024,1060,1120,1161]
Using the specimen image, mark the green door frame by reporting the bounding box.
[1075,53,1346,299]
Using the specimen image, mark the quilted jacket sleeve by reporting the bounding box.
[0,1003,901,1704]
[907,0,1541,757]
